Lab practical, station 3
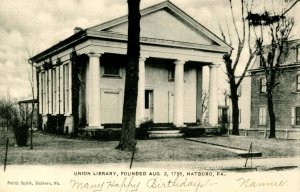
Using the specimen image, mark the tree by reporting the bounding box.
[221,0,257,135]
[248,11,294,138]
[0,98,18,130]
[116,0,141,152]
[71,50,80,137]
[27,50,38,149]
[200,90,209,125]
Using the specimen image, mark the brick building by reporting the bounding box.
[248,40,300,139]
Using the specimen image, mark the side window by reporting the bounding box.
[297,48,300,62]
[259,106,267,125]
[46,71,50,114]
[296,107,300,126]
[260,77,267,93]
[52,68,56,113]
[296,75,300,92]
[63,64,71,114]
[40,72,45,113]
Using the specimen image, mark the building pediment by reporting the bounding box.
[30,1,231,63]
[88,1,230,50]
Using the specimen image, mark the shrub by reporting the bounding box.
[0,98,32,146]
[219,127,228,135]
[14,123,29,146]
[136,120,153,140]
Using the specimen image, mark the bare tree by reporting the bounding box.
[116,0,141,152]
[0,98,18,131]
[200,90,209,125]
[27,50,36,149]
[248,11,294,138]
[221,0,256,135]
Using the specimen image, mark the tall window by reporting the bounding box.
[52,68,56,113]
[64,64,70,113]
[259,106,267,125]
[296,107,300,126]
[46,70,50,114]
[260,77,267,93]
[297,75,300,91]
[168,66,175,81]
[42,72,47,114]
[103,63,120,76]
[58,65,62,114]
[40,72,45,113]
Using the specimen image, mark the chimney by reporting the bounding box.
[74,27,83,34]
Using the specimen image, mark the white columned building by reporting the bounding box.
[87,53,103,128]
[30,1,232,134]
[208,64,219,126]
[173,60,186,127]
[136,57,147,126]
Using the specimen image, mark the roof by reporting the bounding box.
[249,39,300,72]
[87,1,230,48]
[29,1,231,63]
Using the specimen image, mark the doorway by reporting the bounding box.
[145,90,153,120]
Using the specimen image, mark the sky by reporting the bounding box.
[0,0,298,99]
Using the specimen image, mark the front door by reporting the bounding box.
[145,90,153,120]
[218,107,229,128]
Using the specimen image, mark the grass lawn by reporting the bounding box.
[0,127,299,165]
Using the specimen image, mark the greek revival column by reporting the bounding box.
[208,64,219,126]
[87,53,103,128]
[173,60,185,127]
[136,57,147,126]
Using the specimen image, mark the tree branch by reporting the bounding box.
[228,0,241,43]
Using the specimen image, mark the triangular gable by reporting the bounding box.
[88,1,230,49]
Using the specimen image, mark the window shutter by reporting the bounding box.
[59,65,64,114]
[56,67,60,114]
[45,71,49,114]
[291,107,295,126]
[69,64,72,114]
[297,75,300,91]
[38,72,42,114]
[48,70,52,114]
[292,75,296,92]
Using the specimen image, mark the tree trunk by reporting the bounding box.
[228,71,240,135]
[231,93,239,135]
[71,51,80,137]
[116,0,141,152]
[267,92,276,138]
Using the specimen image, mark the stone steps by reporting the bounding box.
[148,130,184,138]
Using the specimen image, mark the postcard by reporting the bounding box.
[1,0,300,192]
